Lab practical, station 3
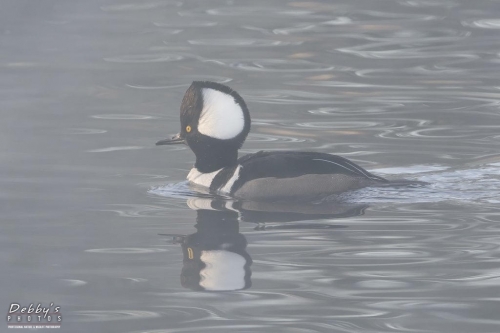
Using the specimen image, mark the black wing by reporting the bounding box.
[236,150,387,183]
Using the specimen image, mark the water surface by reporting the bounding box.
[2,0,500,332]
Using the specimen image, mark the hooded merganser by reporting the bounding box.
[156,81,422,201]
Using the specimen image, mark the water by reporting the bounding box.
[2,0,500,332]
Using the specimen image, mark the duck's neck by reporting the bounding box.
[194,148,238,173]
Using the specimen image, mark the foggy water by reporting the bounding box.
[2,0,500,332]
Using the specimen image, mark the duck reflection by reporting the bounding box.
[164,198,367,291]
[178,209,252,291]
[187,197,368,224]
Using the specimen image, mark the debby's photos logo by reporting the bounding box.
[6,303,62,329]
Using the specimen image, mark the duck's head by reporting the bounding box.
[156,81,251,173]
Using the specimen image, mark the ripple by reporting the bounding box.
[307,106,398,116]
[211,290,384,319]
[371,300,472,310]
[246,133,311,143]
[397,127,476,139]
[293,79,416,90]
[62,128,107,135]
[353,250,426,258]
[337,44,475,60]
[133,326,278,333]
[124,277,148,283]
[149,182,217,200]
[126,83,187,90]
[104,54,183,63]
[295,121,379,129]
[356,279,410,288]
[400,0,459,8]
[100,2,180,12]
[345,163,500,204]
[86,146,143,153]
[153,21,217,28]
[206,59,335,72]
[201,7,312,17]
[335,30,473,60]
[443,270,500,286]
[60,279,87,287]
[273,23,319,35]
[346,270,428,278]
[85,248,168,254]
[99,203,180,217]
[358,9,438,21]
[374,165,450,175]
[126,76,232,90]
[73,188,105,193]
[91,114,155,120]
[462,19,500,29]
[244,89,337,104]
[188,39,299,47]
[323,16,354,25]
[355,62,475,79]
[3,62,38,68]
[273,17,353,35]
[74,310,160,322]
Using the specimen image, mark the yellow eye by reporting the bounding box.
[186,125,192,133]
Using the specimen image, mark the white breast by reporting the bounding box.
[187,165,242,194]
[187,168,221,188]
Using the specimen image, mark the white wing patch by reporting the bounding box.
[312,158,378,179]
[198,88,245,140]
[220,165,241,194]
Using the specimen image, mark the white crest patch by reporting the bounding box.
[198,88,245,140]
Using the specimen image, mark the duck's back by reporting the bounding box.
[211,151,388,201]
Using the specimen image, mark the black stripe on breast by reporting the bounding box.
[209,165,239,192]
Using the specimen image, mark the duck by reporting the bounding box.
[156,81,423,201]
